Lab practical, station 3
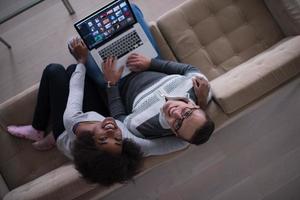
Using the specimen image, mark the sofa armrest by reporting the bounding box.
[0,84,39,128]
[3,149,189,200]
[3,164,98,200]
[0,84,68,190]
[0,173,9,199]
[149,22,177,61]
[211,36,300,114]
[265,0,300,36]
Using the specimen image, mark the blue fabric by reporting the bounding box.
[131,4,160,55]
[85,4,160,89]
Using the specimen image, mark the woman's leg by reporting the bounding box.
[33,64,73,150]
[33,64,70,139]
[33,64,69,139]
[8,64,70,143]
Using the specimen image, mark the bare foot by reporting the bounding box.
[32,133,55,151]
[192,76,210,109]
[7,125,44,141]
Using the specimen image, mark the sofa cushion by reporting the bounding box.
[0,84,68,189]
[211,36,300,114]
[3,148,187,200]
[265,0,300,36]
[157,0,283,80]
[0,173,9,199]
[149,22,177,61]
[3,164,97,200]
[205,101,229,129]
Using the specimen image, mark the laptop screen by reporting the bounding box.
[75,0,136,50]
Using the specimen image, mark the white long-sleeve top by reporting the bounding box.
[56,63,189,160]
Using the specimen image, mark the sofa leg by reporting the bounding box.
[61,0,75,15]
[0,37,11,49]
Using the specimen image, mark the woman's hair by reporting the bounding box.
[72,133,143,186]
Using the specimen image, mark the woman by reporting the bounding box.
[7,37,188,186]
[8,38,144,186]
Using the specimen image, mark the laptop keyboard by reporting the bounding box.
[98,30,143,60]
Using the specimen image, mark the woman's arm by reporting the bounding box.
[63,38,88,133]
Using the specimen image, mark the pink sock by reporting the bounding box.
[7,125,44,141]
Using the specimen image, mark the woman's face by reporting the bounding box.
[92,117,123,154]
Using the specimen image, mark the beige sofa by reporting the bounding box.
[1,0,299,199]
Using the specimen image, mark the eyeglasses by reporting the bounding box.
[173,107,199,133]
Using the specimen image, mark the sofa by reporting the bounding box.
[1,0,299,199]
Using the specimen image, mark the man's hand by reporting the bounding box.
[102,56,124,85]
[192,76,210,109]
[70,37,88,64]
[126,53,151,72]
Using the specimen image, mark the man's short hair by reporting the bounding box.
[190,114,215,145]
[72,133,143,186]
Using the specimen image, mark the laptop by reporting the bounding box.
[74,0,158,77]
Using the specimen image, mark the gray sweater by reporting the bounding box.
[56,63,189,160]
[106,59,212,138]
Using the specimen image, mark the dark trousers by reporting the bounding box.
[32,63,109,140]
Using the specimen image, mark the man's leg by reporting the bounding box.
[131,4,160,56]
[85,53,107,89]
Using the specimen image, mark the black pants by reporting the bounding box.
[32,63,109,140]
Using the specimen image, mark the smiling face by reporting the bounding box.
[92,117,123,155]
[162,99,207,142]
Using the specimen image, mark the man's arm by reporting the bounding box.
[126,53,199,75]
[149,58,199,75]
[192,76,211,110]
[106,85,127,121]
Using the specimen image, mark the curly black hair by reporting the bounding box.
[72,133,144,186]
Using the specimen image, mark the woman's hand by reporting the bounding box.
[126,53,151,72]
[70,37,88,64]
[102,56,124,85]
[192,76,210,109]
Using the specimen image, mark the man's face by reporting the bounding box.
[162,99,207,142]
[93,117,123,154]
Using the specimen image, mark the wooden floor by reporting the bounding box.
[1,1,300,200]
[100,77,300,200]
[0,0,186,103]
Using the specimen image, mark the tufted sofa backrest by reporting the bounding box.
[157,0,284,80]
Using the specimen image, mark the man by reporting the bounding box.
[102,54,215,145]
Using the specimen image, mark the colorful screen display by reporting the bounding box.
[75,0,136,50]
